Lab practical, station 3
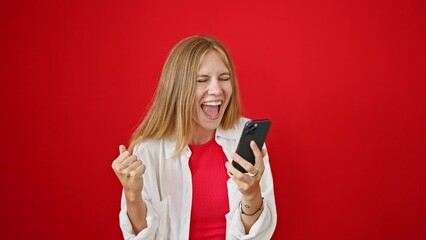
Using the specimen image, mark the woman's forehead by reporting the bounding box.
[197,51,229,74]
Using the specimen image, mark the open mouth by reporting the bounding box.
[201,101,222,119]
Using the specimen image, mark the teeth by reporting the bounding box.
[202,101,222,106]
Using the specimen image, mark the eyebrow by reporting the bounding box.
[196,72,230,77]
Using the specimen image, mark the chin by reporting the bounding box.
[202,119,222,130]
[196,115,223,131]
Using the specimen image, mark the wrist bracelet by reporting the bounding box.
[240,197,264,216]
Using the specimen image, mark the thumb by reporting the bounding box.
[119,145,127,154]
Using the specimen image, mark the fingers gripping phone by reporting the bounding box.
[232,119,271,173]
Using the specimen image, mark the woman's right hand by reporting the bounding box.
[112,145,146,201]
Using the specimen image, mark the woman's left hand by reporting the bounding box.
[225,140,267,197]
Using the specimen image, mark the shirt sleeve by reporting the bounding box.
[119,190,159,240]
[118,143,166,240]
[227,148,278,239]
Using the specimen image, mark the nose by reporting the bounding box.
[207,79,222,95]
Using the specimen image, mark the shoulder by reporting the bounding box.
[232,117,251,133]
[132,138,176,163]
[217,117,250,140]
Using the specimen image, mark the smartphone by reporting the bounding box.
[232,119,271,173]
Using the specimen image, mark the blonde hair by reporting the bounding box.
[129,35,241,152]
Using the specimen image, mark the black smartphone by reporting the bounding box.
[232,119,271,173]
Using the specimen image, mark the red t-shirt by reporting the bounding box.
[188,137,230,239]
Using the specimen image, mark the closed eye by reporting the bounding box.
[196,74,209,83]
[219,73,230,81]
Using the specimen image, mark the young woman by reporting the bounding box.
[112,35,277,239]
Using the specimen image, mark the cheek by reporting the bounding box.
[195,88,204,103]
[225,83,233,99]
[194,89,204,113]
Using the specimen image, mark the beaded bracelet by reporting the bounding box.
[240,197,264,216]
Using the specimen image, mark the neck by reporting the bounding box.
[190,127,215,145]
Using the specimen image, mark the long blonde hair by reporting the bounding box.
[129,35,241,152]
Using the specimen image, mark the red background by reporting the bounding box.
[1,0,425,239]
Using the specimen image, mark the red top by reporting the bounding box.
[188,137,230,239]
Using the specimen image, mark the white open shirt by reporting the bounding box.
[119,118,277,239]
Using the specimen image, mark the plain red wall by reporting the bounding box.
[1,0,425,239]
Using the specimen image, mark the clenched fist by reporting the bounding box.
[112,145,146,201]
